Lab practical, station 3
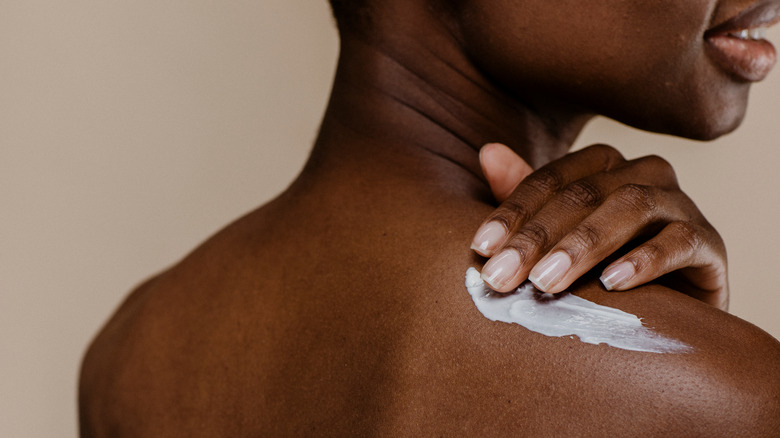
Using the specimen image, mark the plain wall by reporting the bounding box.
[2,1,778,436]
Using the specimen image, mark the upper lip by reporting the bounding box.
[706,0,780,36]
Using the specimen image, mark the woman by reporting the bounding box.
[80,0,780,435]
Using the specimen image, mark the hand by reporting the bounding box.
[472,143,728,310]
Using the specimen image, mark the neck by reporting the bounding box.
[302,18,593,201]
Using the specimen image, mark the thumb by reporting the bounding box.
[479,143,534,202]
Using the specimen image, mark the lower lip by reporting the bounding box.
[705,35,777,82]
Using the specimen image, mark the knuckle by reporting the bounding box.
[615,183,656,213]
[527,167,566,194]
[515,222,552,249]
[667,221,702,254]
[494,198,532,226]
[587,143,625,168]
[568,222,603,251]
[631,241,667,272]
[560,180,604,209]
[637,154,671,169]
[635,154,678,182]
[710,227,727,253]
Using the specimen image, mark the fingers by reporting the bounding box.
[600,222,729,310]
[481,196,592,292]
[472,144,728,308]
[480,181,636,293]
[480,155,672,293]
[479,143,534,202]
[471,144,625,258]
[523,184,683,293]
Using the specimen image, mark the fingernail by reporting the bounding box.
[471,221,507,255]
[600,262,635,291]
[481,249,521,290]
[529,251,572,292]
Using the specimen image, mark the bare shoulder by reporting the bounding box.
[404,259,780,436]
[79,198,780,436]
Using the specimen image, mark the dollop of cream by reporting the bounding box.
[465,268,691,354]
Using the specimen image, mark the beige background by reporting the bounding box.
[2,1,778,436]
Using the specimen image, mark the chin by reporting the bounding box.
[644,114,741,142]
[670,81,754,141]
[610,89,750,142]
[668,102,747,141]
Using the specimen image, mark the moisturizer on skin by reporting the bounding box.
[465,268,691,353]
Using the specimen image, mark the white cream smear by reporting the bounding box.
[465,268,691,354]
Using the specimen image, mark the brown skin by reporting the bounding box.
[475,143,728,308]
[80,0,780,435]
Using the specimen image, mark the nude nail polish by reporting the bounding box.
[471,221,507,255]
[481,249,521,290]
[529,251,571,292]
[600,262,635,291]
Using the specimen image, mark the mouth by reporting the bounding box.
[705,0,780,82]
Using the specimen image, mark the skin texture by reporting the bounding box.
[80,0,780,435]
[474,144,728,310]
[453,0,755,139]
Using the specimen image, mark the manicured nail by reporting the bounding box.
[600,262,636,290]
[471,221,507,255]
[528,251,571,292]
[481,249,521,290]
